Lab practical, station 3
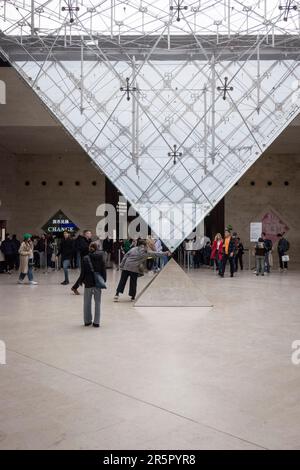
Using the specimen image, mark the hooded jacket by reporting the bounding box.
[120,245,166,275]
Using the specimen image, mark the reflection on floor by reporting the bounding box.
[0,266,300,450]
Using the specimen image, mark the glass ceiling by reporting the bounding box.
[1,1,300,37]
[0,1,300,249]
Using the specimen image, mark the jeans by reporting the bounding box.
[264,252,270,273]
[256,256,264,275]
[19,259,33,282]
[63,259,71,283]
[84,287,102,325]
[214,258,222,273]
[116,270,139,298]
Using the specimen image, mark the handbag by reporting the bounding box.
[86,255,107,289]
[282,255,290,262]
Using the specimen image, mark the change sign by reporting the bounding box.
[42,210,79,234]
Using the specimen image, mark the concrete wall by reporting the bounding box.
[225,153,300,265]
[0,152,105,237]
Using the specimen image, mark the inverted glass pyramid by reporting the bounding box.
[1,1,300,250]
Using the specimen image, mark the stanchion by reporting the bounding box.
[117,248,121,271]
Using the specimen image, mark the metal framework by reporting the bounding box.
[1,1,300,249]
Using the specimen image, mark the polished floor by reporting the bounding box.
[0,264,300,450]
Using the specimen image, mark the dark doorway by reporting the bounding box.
[205,198,225,240]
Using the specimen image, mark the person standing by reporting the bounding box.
[78,242,106,327]
[1,234,15,274]
[12,234,21,270]
[261,232,272,273]
[71,230,92,295]
[57,231,74,285]
[114,239,170,302]
[277,233,290,271]
[255,237,267,276]
[220,230,236,278]
[211,233,223,275]
[36,234,46,270]
[18,234,38,285]
[235,237,244,272]
[103,235,113,268]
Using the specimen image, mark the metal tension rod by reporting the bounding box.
[217,77,233,100]
[62,0,79,23]
[168,144,182,165]
[170,1,188,22]
[279,1,297,22]
[120,77,137,101]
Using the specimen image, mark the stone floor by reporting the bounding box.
[0,264,300,450]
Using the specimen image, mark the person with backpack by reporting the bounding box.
[77,242,106,327]
[261,232,272,273]
[277,233,290,271]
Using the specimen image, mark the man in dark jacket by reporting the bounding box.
[1,234,16,274]
[261,232,272,273]
[57,231,74,285]
[277,233,290,271]
[12,234,21,270]
[71,230,92,294]
[77,242,106,327]
[235,237,244,272]
[103,236,113,268]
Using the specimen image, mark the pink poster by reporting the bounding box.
[261,210,289,244]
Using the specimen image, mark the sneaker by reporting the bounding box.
[130,297,135,301]
[71,287,80,295]
[61,281,69,285]
[17,279,24,284]
[113,295,119,302]
[29,281,38,285]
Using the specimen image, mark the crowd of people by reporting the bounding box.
[0,227,291,327]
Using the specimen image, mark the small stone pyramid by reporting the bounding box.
[134,259,213,307]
